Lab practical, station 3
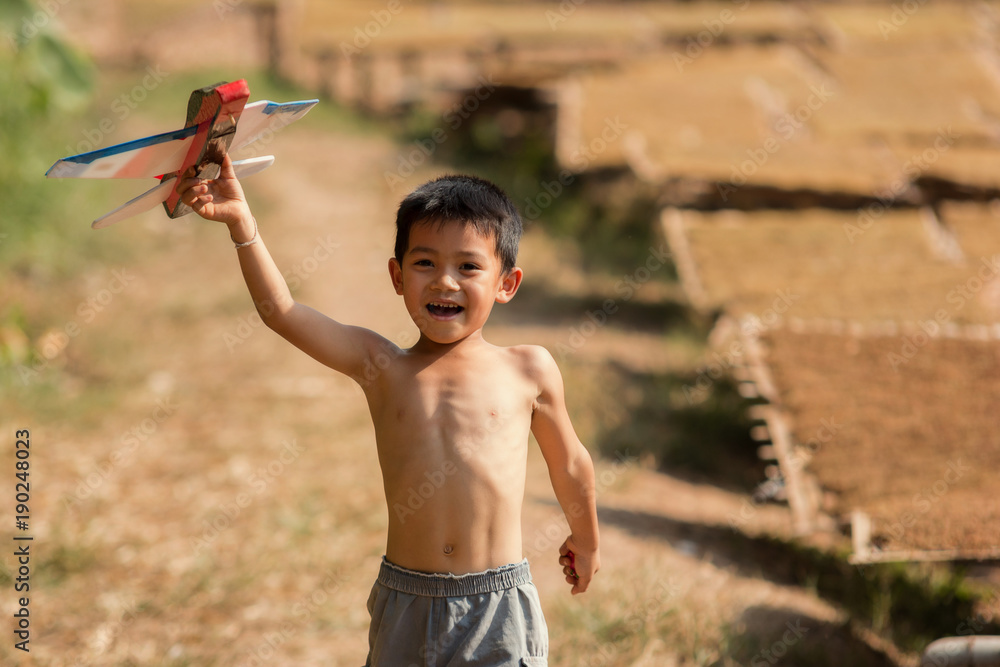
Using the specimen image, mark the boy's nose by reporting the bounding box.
[431,270,460,291]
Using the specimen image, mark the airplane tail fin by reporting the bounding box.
[231,99,318,152]
[92,156,275,229]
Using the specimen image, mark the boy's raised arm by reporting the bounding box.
[177,155,385,380]
[527,346,601,595]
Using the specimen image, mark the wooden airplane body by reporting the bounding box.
[46,80,318,228]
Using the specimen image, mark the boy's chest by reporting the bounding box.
[382,360,535,436]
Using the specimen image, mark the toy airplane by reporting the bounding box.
[46,79,318,228]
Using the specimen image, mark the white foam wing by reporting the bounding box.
[91,156,275,229]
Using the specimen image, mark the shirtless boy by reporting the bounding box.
[178,155,600,665]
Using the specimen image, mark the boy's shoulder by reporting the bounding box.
[496,343,561,386]
[495,341,550,362]
[502,342,553,362]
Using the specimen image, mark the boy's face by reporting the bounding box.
[389,220,522,345]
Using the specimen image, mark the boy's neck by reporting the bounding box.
[410,328,490,357]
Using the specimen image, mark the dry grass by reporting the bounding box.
[811,4,986,49]
[942,201,1000,260]
[764,330,1000,553]
[680,207,1000,324]
[814,47,1000,147]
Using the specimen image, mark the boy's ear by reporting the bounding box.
[388,257,404,295]
[495,267,523,304]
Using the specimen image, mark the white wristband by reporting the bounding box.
[232,217,259,249]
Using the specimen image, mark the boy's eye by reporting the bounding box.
[414,259,433,267]
[460,263,480,271]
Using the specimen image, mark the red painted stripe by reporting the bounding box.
[216,79,249,104]
[161,80,251,215]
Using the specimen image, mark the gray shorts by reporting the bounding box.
[365,556,548,666]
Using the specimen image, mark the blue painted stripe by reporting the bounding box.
[59,125,200,165]
[256,99,319,116]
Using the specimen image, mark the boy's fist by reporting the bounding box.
[559,536,599,595]
[176,154,252,230]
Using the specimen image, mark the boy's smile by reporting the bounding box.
[426,300,464,320]
[389,219,522,345]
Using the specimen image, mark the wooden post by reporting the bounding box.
[660,208,710,311]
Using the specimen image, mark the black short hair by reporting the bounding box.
[394,174,522,274]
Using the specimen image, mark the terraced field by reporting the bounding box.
[763,329,1000,556]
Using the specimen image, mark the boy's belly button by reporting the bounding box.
[443,544,454,555]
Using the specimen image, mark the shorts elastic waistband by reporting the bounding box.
[377,556,532,597]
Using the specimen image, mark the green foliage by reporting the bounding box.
[722,614,892,667]
[715,533,990,655]
[0,0,90,107]
[0,0,97,273]
[594,367,764,491]
[0,2,108,409]
[531,176,667,277]
[0,0,94,141]
[36,542,99,587]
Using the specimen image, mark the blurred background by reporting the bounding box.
[2,0,1000,665]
